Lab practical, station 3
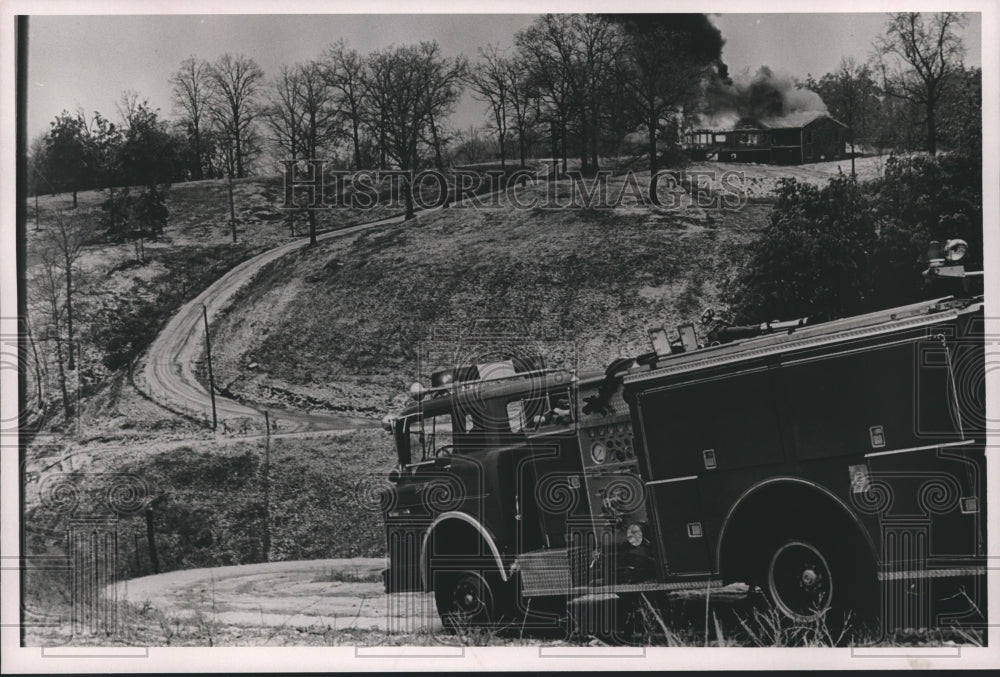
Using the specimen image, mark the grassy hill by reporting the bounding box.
[208,172,770,416]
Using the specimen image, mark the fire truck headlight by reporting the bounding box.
[626,523,644,547]
[945,239,968,262]
[409,382,426,401]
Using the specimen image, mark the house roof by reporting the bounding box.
[689,112,849,134]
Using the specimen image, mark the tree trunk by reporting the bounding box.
[227,165,237,243]
[193,126,204,180]
[54,337,70,419]
[25,319,45,411]
[549,121,559,179]
[352,115,362,171]
[519,128,527,168]
[926,100,937,156]
[235,132,245,178]
[850,137,856,178]
[429,112,446,172]
[648,120,658,174]
[590,108,600,173]
[64,255,75,371]
[308,209,317,246]
[401,154,415,220]
[71,191,77,208]
[560,123,568,174]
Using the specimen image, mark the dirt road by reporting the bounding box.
[114,558,443,635]
[136,213,412,433]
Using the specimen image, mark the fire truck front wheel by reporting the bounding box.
[434,569,507,631]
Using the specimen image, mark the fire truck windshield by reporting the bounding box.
[391,384,576,466]
[401,412,455,462]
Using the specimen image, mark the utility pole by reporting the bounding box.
[145,507,160,574]
[262,410,271,562]
[202,304,217,430]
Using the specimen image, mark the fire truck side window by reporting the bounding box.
[509,388,573,433]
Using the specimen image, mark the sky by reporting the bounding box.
[25,12,983,142]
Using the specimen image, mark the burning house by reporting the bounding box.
[684,113,849,164]
[684,66,850,165]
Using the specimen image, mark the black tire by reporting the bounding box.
[755,533,877,636]
[434,569,501,631]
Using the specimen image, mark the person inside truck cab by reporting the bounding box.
[527,395,573,429]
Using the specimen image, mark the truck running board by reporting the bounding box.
[515,548,724,598]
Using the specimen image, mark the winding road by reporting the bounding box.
[136,211,413,433]
[112,558,443,635]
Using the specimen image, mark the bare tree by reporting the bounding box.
[28,252,72,419]
[809,58,878,175]
[207,53,264,178]
[36,210,94,388]
[297,60,341,163]
[516,18,578,175]
[420,44,467,172]
[207,54,263,242]
[116,89,142,131]
[876,12,967,155]
[322,40,368,171]
[521,15,622,174]
[365,42,466,218]
[466,45,510,170]
[263,65,306,161]
[170,56,213,180]
[263,65,306,237]
[506,55,538,167]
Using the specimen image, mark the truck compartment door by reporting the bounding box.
[647,479,712,576]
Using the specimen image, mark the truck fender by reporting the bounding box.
[420,511,509,591]
[715,476,879,575]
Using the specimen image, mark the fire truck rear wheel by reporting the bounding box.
[766,539,835,622]
[756,533,876,634]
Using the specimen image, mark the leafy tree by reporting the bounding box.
[726,153,982,324]
[118,100,179,186]
[727,175,876,324]
[86,111,123,190]
[42,111,90,207]
[867,154,982,308]
[937,66,981,157]
[99,186,132,239]
[133,184,170,240]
